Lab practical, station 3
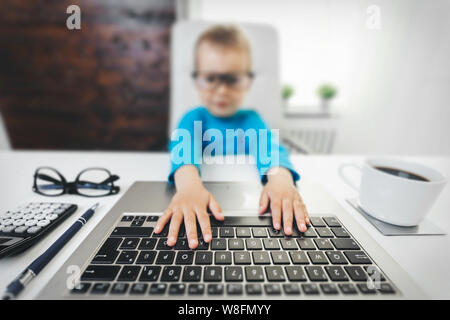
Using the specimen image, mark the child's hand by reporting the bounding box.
[154,166,224,249]
[258,167,310,235]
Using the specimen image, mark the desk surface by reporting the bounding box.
[0,151,449,299]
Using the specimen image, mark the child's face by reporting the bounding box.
[194,42,252,117]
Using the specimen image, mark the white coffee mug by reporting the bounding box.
[339,158,447,226]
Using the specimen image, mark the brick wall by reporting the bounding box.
[0,0,175,150]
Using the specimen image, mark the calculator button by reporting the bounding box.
[2,219,13,226]
[2,225,16,233]
[42,209,54,215]
[27,226,42,234]
[25,219,38,227]
[14,226,28,234]
[54,208,65,215]
[37,219,51,227]
[13,219,26,227]
[46,214,58,221]
[12,213,24,219]
[3,212,13,218]
[35,214,46,220]
[31,209,42,215]
[23,213,36,220]
[60,204,71,210]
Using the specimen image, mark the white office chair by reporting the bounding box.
[169,20,283,137]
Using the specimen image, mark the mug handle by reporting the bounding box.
[338,163,363,192]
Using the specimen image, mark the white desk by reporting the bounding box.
[0,151,449,299]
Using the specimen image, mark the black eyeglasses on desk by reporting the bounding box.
[33,167,120,197]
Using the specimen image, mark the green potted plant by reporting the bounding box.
[281,84,294,109]
[317,83,337,113]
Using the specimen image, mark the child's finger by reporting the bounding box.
[293,199,307,232]
[282,198,294,235]
[167,210,183,246]
[155,208,172,233]
[258,190,269,214]
[270,197,282,230]
[208,195,224,221]
[183,208,198,249]
[196,209,212,243]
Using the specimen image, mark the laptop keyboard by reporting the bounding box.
[71,215,398,297]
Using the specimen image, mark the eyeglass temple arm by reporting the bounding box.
[36,173,63,185]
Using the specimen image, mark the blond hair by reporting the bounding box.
[194,24,252,70]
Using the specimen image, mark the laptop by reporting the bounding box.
[38,181,426,299]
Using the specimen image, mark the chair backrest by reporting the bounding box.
[169,20,282,136]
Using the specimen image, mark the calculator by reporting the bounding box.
[0,202,78,258]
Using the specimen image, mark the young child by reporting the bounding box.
[155,25,310,249]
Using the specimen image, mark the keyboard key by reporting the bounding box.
[91,283,110,294]
[314,239,334,250]
[301,228,317,238]
[357,283,377,294]
[169,284,186,295]
[280,239,298,250]
[309,217,326,227]
[117,250,138,264]
[182,266,202,282]
[264,284,281,295]
[245,239,262,250]
[331,239,360,250]
[118,266,141,281]
[326,251,348,264]
[139,266,161,282]
[331,227,350,238]
[320,283,339,295]
[161,266,182,281]
[71,282,91,294]
[188,284,205,295]
[211,228,218,238]
[136,251,156,264]
[344,266,368,281]
[227,284,243,295]
[267,228,284,238]
[271,251,290,265]
[296,238,316,250]
[138,238,157,250]
[289,251,309,265]
[195,251,213,265]
[155,251,175,264]
[252,252,271,265]
[307,251,328,264]
[252,227,267,238]
[225,266,244,281]
[152,224,169,237]
[92,238,121,264]
[364,266,386,281]
[245,266,265,282]
[219,227,234,238]
[204,266,222,282]
[81,265,120,281]
[156,238,173,250]
[285,266,307,281]
[130,283,148,295]
[174,239,190,250]
[283,284,301,295]
[323,217,341,227]
[305,266,328,281]
[121,215,134,222]
[131,220,144,227]
[263,239,280,250]
[344,251,372,264]
[197,238,209,250]
[211,239,227,250]
[120,238,140,249]
[149,283,167,294]
[236,227,251,238]
[325,266,349,281]
[339,283,358,295]
[246,284,262,295]
[301,283,319,295]
[111,283,129,295]
[146,215,158,222]
[378,283,396,294]
[111,227,153,237]
[265,266,286,281]
[316,228,334,238]
[176,251,194,265]
[215,252,232,265]
[207,284,224,295]
[234,252,252,265]
[228,239,245,250]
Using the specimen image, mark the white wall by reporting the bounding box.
[186,0,450,155]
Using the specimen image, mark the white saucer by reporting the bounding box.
[346,198,447,236]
